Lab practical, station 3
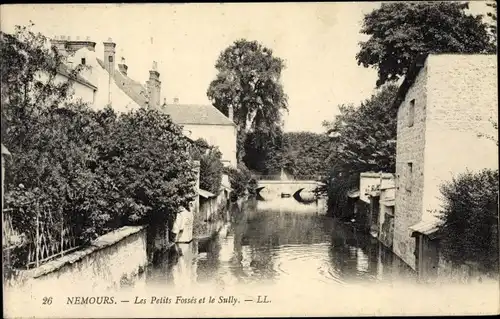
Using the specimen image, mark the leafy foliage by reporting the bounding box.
[190,138,224,194]
[2,24,196,250]
[224,164,256,201]
[280,132,332,177]
[324,83,399,173]
[357,2,495,87]
[243,128,285,175]
[1,22,85,146]
[437,169,499,274]
[244,130,332,177]
[91,108,196,229]
[207,39,288,161]
[486,1,497,46]
[322,84,399,218]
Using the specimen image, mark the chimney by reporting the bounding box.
[50,36,67,55]
[118,57,128,76]
[103,38,116,74]
[103,38,116,106]
[65,35,96,53]
[146,61,161,108]
[228,105,234,121]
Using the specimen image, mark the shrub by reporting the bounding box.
[1,23,197,268]
[224,164,256,201]
[190,138,224,194]
[437,169,499,274]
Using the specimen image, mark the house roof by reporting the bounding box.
[199,189,216,199]
[96,58,149,107]
[392,53,497,110]
[57,63,97,90]
[95,58,234,126]
[360,172,394,179]
[391,53,428,111]
[380,178,395,190]
[159,103,235,126]
[409,218,443,239]
[347,189,360,198]
[380,198,395,207]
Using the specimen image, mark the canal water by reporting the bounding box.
[139,197,416,290]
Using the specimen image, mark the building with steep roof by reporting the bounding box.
[51,37,237,167]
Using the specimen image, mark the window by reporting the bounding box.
[406,162,413,191]
[408,99,415,127]
[81,58,86,65]
[108,56,113,62]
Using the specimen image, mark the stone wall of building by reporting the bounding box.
[378,188,395,249]
[394,60,429,270]
[422,54,498,218]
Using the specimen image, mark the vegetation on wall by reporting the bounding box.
[1,24,196,264]
[224,164,256,201]
[244,130,332,177]
[190,138,224,195]
[437,169,499,275]
[321,84,399,218]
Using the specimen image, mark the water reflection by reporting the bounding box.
[143,198,415,289]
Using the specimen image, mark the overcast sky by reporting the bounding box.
[1,2,491,133]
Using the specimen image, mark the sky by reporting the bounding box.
[1,2,492,133]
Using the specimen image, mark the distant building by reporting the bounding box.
[359,172,394,239]
[161,101,237,168]
[50,36,237,167]
[393,53,498,275]
[363,173,395,249]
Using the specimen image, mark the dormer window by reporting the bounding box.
[81,58,86,65]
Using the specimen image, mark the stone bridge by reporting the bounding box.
[256,179,325,201]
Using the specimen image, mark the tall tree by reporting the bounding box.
[486,1,497,46]
[243,128,285,175]
[322,84,399,218]
[356,2,495,87]
[323,83,399,174]
[1,22,83,146]
[280,132,332,177]
[190,138,224,194]
[207,39,288,161]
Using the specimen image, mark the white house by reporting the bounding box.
[51,36,237,167]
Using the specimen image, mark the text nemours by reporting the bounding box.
[65,295,271,306]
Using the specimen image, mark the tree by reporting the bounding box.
[437,169,499,275]
[322,83,399,218]
[2,24,197,253]
[224,164,256,201]
[357,2,495,87]
[1,22,85,146]
[280,132,332,177]
[1,23,96,247]
[91,108,196,230]
[190,138,224,194]
[486,1,497,46]
[323,83,399,174]
[207,39,288,161]
[244,130,333,177]
[243,128,285,175]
